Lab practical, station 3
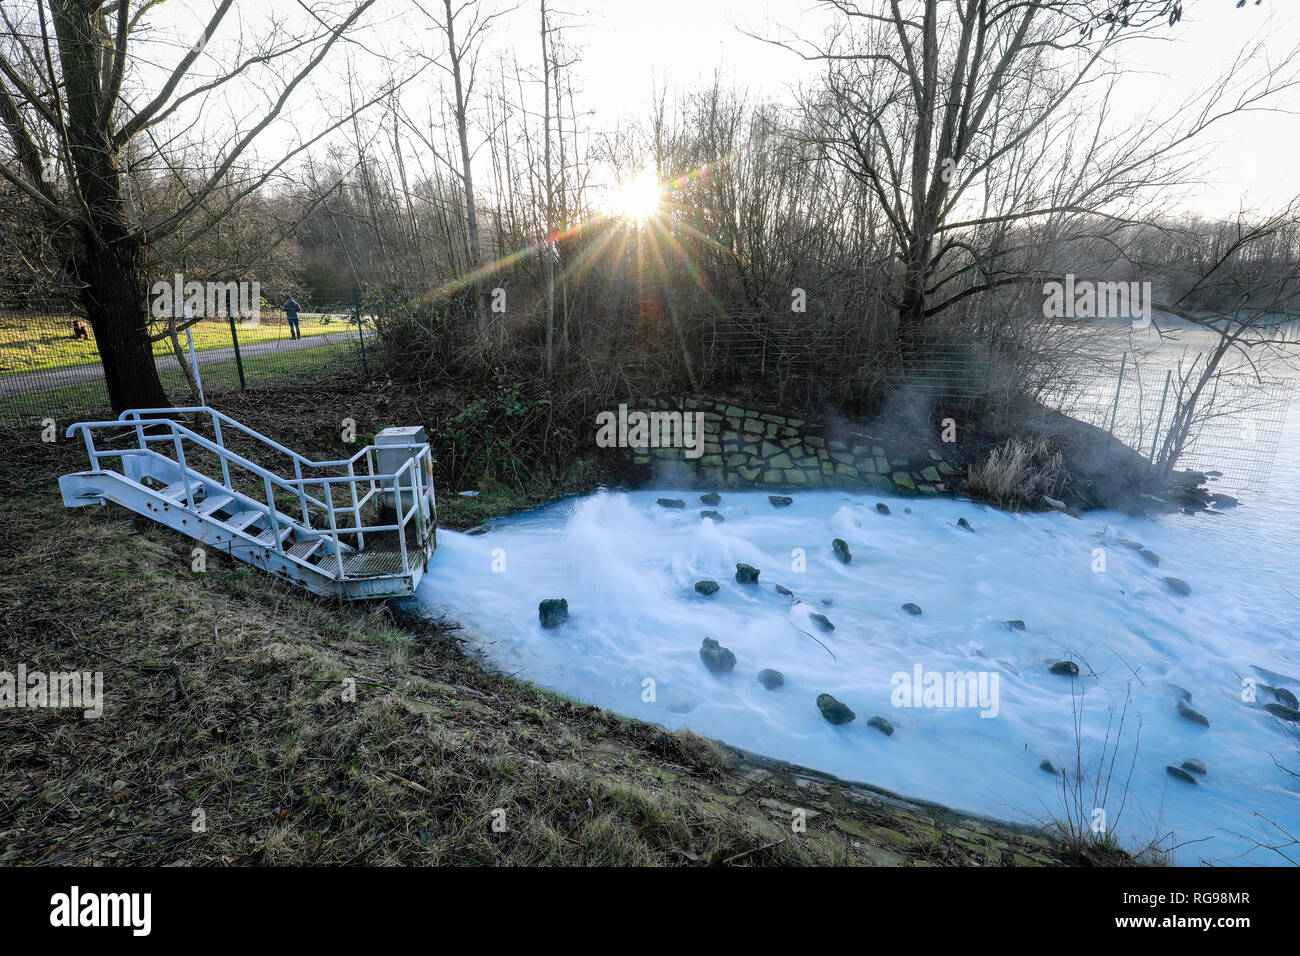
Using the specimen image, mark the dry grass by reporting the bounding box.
[965,438,1065,510]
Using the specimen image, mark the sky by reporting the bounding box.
[137,0,1299,219]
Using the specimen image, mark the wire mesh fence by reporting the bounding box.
[0,286,373,428]
[705,319,1295,494]
[1045,354,1294,494]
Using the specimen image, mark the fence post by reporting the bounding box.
[982,329,995,420]
[227,287,246,390]
[1149,368,1172,475]
[353,287,368,373]
[1102,351,1127,464]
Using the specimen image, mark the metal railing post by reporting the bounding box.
[294,460,310,528]
[263,475,283,553]
[323,480,345,581]
[173,427,195,509]
[211,416,232,489]
[1149,368,1173,475]
[394,465,409,572]
[347,460,364,550]
[78,427,98,470]
[1102,351,1127,465]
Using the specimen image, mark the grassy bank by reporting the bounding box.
[0,385,1105,866]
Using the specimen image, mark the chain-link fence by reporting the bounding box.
[0,286,373,427]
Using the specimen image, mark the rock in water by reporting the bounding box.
[809,612,835,632]
[1002,620,1027,631]
[832,538,852,564]
[700,510,725,522]
[1163,576,1191,597]
[768,495,793,508]
[1177,701,1210,727]
[735,563,760,585]
[775,584,794,597]
[694,580,720,596]
[657,498,685,509]
[867,715,894,736]
[1181,758,1207,775]
[816,693,855,725]
[1039,759,1058,775]
[758,669,785,690]
[901,602,922,616]
[1166,765,1199,785]
[699,637,736,673]
[1266,685,1300,709]
[1264,702,1300,722]
[700,492,721,506]
[538,598,569,628]
[876,502,891,515]
[1049,660,1079,677]
[957,517,973,532]
[1139,549,1160,566]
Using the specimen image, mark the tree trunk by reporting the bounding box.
[51,0,170,413]
[897,229,932,348]
[443,0,485,338]
[76,231,170,412]
[542,0,554,378]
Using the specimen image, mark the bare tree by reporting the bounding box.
[0,0,384,410]
[414,0,516,335]
[753,0,1295,347]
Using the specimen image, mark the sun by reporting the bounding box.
[613,170,662,222]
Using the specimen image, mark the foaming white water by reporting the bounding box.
[410,423,1300,865]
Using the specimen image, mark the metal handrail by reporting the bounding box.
[118,406,399,472]
[68,414,434,582]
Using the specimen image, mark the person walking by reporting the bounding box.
[283,295,302,339]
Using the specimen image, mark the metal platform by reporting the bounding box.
[59,406,438,600]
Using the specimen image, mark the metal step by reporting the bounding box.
[256,526,293,547]
[224,510,262,532]
[342,548,407,577]
[159,481,189,499]
[197,495,234,516]
[287,537,324,561]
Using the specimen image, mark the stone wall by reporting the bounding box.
[625,397,961,495]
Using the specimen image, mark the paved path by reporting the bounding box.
[0,328,371,397]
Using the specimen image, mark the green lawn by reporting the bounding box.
[0,312,357,377]
[0,339,365,426]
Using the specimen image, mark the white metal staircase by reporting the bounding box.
[59,406,437,600]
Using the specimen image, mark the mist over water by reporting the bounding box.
[410,412,1300,865]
